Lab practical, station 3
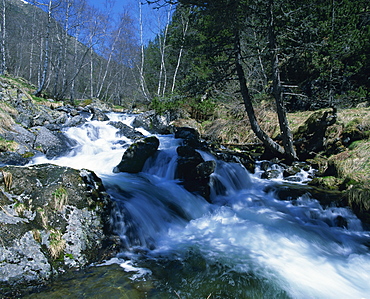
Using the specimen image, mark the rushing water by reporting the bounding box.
[28,112,370,299]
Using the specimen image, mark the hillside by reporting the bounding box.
[1,0,140,104]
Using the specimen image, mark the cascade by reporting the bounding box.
[30,112,370,299]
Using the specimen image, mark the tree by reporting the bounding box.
[33,0,58,97]
[0,0,6,75]
[161,0,297,161]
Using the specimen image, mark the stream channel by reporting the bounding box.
[26,112,370,298]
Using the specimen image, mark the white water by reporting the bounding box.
[31,112,370,299]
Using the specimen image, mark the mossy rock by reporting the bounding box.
[308,176,342,190]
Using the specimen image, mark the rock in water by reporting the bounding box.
[0,164,115,297]
[113,136,160,173]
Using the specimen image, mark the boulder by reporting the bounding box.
[0,152,31,166]
[64,115,86,127]
[108,121,144,141]
[0,164,115,297]
[29,126,73,158]
[132,110,180,134]
[176,145,216,201]
[294,108,337,159]
[113,136,160,173]
[215,150,255,173]
[174,127,202,148]
[90,107,109,121]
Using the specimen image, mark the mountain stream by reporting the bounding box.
[27,112,370,299]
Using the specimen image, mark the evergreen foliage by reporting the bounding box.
[145,0,370,110]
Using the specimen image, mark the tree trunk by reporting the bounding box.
[138,0,149,100]
[171,6,190,94]
[235,35,285,157]
[0,0,6,75]
[35,0,52,97]
[268,0,297,162]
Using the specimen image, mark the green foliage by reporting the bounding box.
[22,152,35,159]
[188,97,216,121]
[160,0,370,111]
[150,96,185,114]
[31,95,47,103]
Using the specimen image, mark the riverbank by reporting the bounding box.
[176,101,370,227]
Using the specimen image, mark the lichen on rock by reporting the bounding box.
[0,164,116,297]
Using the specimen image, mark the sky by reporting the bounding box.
[87,0,171,43]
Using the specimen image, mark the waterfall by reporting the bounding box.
[31,112,370,299]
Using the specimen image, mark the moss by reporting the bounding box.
[22,152,35,159]
[78,99,93,107]
[309,176,342,190]
[346,187,370,220]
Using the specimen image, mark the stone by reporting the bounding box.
[108,121,144,140]
[90,107,109,121]
[0,164,115,297]
[113,136,160,173]
[132,110,176,134]
[174,127,202,148]
[29,126,72,158]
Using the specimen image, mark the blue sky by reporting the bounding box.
[87,0,170,43]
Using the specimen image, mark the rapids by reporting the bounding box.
[29,112,370,299]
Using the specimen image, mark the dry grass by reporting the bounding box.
[48,229,66,259]
[52,187,68,212]
[0,102,17,133]
[331,140,370,187]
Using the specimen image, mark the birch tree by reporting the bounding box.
[138,0,149,100]
[171,4,191,94]
[0,0,6,75]
[33,0,56,97]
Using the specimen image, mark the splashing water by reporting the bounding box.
[30,112,370,299]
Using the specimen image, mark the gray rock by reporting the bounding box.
[91,107,109,121]
[30,126,72,158]
[176,145,215,202]
[0,164,115,296]
[64,115,87,127]
[108,121,144,140]
[132,110,175,134]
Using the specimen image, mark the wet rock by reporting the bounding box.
[261,169,281,180]
[176,145,215,201]
[132,110,179,134]
[0,164,114,297]
[174,127,202,148]
[0,152,31,166]
[90,107,109,121]
[108,121,144,140]
[215,151,255,173]
[113,136,160,173]
[64,115,86,127]
[176,145,204,181]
